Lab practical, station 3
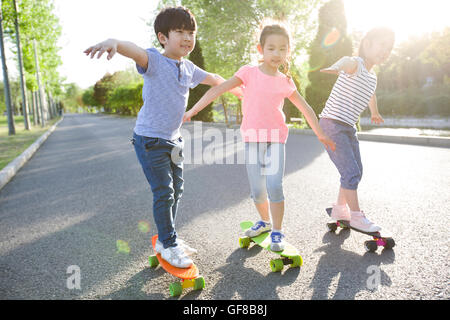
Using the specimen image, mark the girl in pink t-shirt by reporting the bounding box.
[184,24,335,251]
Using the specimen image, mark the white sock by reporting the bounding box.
[272,229,282,234]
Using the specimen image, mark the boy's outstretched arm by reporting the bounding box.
[84,39,148,70]
[183,76,242,122]
[288,90,336,152]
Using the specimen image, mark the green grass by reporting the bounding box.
[0,115,61,170]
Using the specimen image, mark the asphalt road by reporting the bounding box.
[0,113,449,300]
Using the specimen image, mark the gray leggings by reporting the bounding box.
[319,118,363,190]
[245,142,285,203]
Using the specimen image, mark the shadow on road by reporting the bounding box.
[310,230,395,299]
[209,246,300,300]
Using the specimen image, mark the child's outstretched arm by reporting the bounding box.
[201,74,243,99]
[320,56,358,75]
[288,90,336,152]
[368,94,384,124]
[84,39,148,70]
[183,76,242,122]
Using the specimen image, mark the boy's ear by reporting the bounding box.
[257,43,263,55]
[157,32,168,47]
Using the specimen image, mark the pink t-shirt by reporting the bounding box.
[234,65,296,143]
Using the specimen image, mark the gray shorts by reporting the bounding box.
[319,118,362,190]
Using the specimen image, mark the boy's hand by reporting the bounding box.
[229,86,244,100]
[84,39,118,60]
[371,113,384,125]
[318,134,336,152]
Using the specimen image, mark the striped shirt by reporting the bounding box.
[319,57,377,127]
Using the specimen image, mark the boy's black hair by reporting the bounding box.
[154,6,197,48]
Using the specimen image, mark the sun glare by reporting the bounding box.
[344,0,449,43]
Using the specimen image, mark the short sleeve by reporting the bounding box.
[234,65,251,86]
[340,56,363,78]
[190,64,209,89]
[136,48,159,76]
[285,77,297,97]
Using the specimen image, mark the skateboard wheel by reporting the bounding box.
[270,259,284,272]
[290,255,303,268]
[327,223,337,232]
[149,255,159,268]
[239,237,251,248]
[194,276,205,290]
[384,238,396,250]
[364,240,378,253]
[169,282,183,297]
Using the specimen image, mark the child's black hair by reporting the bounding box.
[259,24,292,78]
[154,6,197,48]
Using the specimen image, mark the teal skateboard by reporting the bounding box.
[239,221,303,272]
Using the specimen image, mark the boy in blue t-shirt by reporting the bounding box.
[85,6,241,268]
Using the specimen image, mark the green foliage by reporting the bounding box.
[363,85,450,118]
[187,40,213,122]
[93,69,142,113]
[305,0,353,117]
[108,83,143,115]
[1,0,63,95]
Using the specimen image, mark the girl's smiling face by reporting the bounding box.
[364,36,394,65]
[258,34,290,70]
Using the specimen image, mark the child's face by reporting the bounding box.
[258,34,290,69]
[158,28,196,59]
[365,37,394,65]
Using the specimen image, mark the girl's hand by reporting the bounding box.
[183,110,196,123]
[371,113,384,125]
[318,134,336,152]
[84,39,118,60]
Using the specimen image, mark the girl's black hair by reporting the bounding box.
[259,24,292,78]
[154,6,197,48]
[358,27,395,61]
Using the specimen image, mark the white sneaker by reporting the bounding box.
[331,204,351,221]
[177,238,198,256]
[156,239,197,256]
[160,245,193,268]
[244,221,272,237]
[350,211,381,233]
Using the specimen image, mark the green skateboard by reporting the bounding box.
[239,221,303,272]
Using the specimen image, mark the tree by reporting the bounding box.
[305,0,352,117]
[187,40,213,122]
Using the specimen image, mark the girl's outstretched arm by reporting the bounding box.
[320,56,358,75]
[368,94,384,124]
[288,90,336,151]
[201,74,244,99]
[183,76,243,122]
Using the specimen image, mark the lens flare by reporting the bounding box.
[138,220,151,233]
[322,28,341,48]
[116,240,130,254]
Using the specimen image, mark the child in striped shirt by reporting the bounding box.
[319,27,395,233]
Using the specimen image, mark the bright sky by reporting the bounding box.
[3,0,449,89]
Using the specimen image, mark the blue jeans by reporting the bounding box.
[245,142,285,203]
[319,118,363,190]
[132,132,184,248]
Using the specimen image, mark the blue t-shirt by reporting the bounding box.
[133,48,208,140]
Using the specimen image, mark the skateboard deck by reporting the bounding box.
[325,208,395,252]
[148,235,205,297]
[239,221,303,272]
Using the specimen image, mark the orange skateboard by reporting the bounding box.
[148,235,205,297]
